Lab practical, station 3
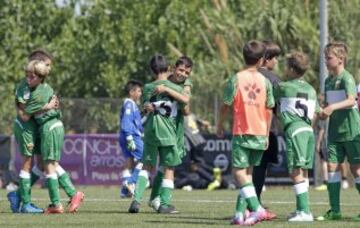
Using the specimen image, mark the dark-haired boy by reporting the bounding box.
[119,80,144,198]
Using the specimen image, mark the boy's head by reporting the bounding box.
[243,40,266,66]
[285,51,309,79]
[324,42,348,72]
[174,56,193,83]
[124,79,143,102]
[150,54,169,77]
[262,41,281,70]
[25,60,50,87]
[28,48,53,72]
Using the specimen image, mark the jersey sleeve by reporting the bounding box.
[265,78,275,109]
[141,84,152,105]
[223,75,237,105]
[120,100,135,137]
[344,73,356,97]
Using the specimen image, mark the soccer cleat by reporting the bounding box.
[20,203,44,213]
[315,184,327,191]
[316,210,342,221]
[7,191,20,213]
[243,210,267,225]
[352,214,360,221]
[128,200,140,213]
[287,210,299,220]
[342,180,349,189]
[126,183,135,197]
[231,213,245,225]
[148,197,160,212]
[157,205,179,214]
[68,191,85,213]
[44,204,64,214]
[263,209,277,220]
[288,211,313,222]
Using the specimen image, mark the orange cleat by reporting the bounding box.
[44,204,64,214]
[68,191,85,213]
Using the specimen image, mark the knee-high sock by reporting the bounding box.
[56,165,76,198]
[46,173,60,205]
[160,179,174,206]
[327,172,341,213]
[134,170,149,202]
[294,181,310,213]
[150,167,164,201]
[18,170,31,204]
[240,183,263,212]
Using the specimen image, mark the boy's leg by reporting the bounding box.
[44,161,63,214]
[148,166,164,211]
[128,168,150,213]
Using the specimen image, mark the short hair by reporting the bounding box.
[324,41,348,63]
[25,60,51,78]
[175,56,193,68]
[243,40,266,65]
[150,54,169,75]
[263,40,281,60]
[124,79,143,95]
[28,48,53,61]
[286,51,310,76]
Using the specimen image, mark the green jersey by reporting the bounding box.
[142,79,185,146]
[24,83,60,125]
[14,78,38,130]
[276,78,320,129]
[325,69,360,142]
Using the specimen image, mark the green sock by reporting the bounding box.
[235,194,247,213]
[160,179,174,206]
[241,183,261,211]
[150,170,164,201]
[294,182,310,213]
[134,170,148,202]
[327,181,341,213]
[58,173,76,198]
[46,175,60,205]
[18,171,31,204]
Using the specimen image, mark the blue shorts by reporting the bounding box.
[119,136,143,161]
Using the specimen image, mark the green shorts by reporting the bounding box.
[328,135,360,164]
[285,124,315,171]
[13,118,41,157]
[142,143,181,167]
[40,119,64,161]
[232,138,264,169]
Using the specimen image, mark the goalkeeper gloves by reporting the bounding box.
[126,136,136,151]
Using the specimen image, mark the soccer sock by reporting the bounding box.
[294,181,310,213]
[252,166,266,203]
[235,192,248,214]
[134,170,149,202]
[160,179,174,206]
[122,169,131,186]
[354,177,360,194]
[240,183,262,212]
[18,170,31,204]
[327,172,341,213]
[46,173,60,205]
[150,167,164,201]
[30,165,44,186]
[56,165,76,198]
[129,162,143,185]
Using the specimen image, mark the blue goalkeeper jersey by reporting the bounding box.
[119,98,143,139]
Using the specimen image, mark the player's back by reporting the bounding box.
[277,79,318,128]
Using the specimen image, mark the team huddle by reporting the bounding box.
[8,40,360,225]
[119,40,360,225]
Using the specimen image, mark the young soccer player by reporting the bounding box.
[317,42,360,221]
[128,54,189,214]
[148,56,193,211]
[276,51,319,222]
[217,40,274,225]
[253,41,281,215]
[119,80,144,198]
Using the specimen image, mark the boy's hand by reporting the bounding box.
[144,102,155,113]
[321,105,333,118]
[126,138,136,151]
[154,84,167,94]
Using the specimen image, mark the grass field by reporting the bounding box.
[1,186,360,227]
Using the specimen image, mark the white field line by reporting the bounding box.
[0,198,355,206]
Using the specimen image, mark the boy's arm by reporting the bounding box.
[322,95,356,117]
[16,103,31,122]
[182,85,192,115]
[154,84,190,104]
[25,95,59,115]
[316,127,325,154]
[120,101,136,151]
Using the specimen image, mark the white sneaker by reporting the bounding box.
[288,211,314,222]
[262,185,266,192]
[148,197,160,211]
[342,180,349,189]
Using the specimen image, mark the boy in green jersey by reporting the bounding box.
[148,56,193,211]
[317,42,360,221]
[128,54,189,214]
[276,52,320,222]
